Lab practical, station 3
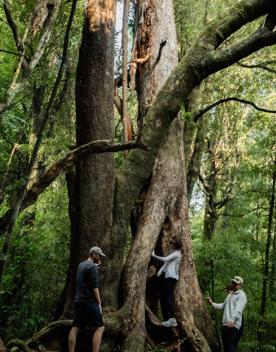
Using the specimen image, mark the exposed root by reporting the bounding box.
[6,314,124,352]
[6,340,32,352]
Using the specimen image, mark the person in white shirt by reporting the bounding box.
[152,238,182,328]
[207,276,247,352]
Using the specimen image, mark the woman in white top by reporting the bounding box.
[152,237,182,327]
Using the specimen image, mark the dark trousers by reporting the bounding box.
[160,277,177,321]
[222,325,243,352]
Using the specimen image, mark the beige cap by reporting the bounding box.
[231,276,244,285]
[89,246,106,257]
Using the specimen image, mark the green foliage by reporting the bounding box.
[0,178,70,340]
[0,0,275,350]
[190,92,276,350]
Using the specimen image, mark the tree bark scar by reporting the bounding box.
[138,0,155,65]
[87,0,115,33]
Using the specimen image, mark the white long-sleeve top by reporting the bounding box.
[212,290,247,329]
[152,250,182,280]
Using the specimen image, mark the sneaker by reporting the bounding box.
[161,317,177,327]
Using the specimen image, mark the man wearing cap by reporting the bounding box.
[207,276,247,352]
[68,246,106,352]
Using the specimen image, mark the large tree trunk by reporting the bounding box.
[97,0,181,319]
[109,0,276,349]
[120,119,186,352]
[117,1,217,351]
[62,0,116,317]
[120,119,218,352]
[15,0,274,347]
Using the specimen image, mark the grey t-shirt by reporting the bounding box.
[75,260,98,303]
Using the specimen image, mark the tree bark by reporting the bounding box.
[120,119,218,351]
[174,176,217,351]
[120,119,186,351]
[117,1,218,350]
[62,0,117,316]
[121,0,133,142]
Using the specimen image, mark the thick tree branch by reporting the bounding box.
[198,0,275,50]
[193,97,276,122]
[0,140,147,236]
[207,29,276,73]
[25,139,147,209]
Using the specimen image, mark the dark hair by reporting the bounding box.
[171,237,182,250]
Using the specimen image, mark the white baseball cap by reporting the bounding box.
[231,276,244,285]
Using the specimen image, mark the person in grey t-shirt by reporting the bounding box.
[68,246,106,352]
[208,276,247,352]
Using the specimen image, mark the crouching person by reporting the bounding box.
[68,246,106,352]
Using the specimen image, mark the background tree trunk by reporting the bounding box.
[257,156,276,343]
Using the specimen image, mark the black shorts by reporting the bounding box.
[73,301,104,328]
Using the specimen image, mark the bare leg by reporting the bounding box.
[68,327,79,352]
[92,326,104,352]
